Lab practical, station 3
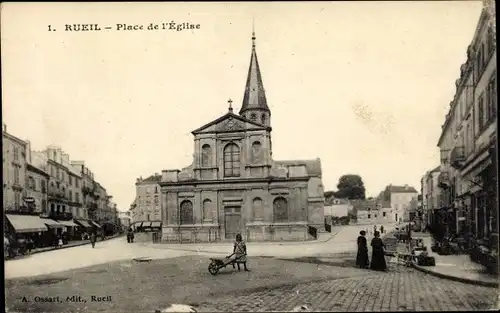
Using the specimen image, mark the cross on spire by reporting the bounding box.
[228,98,233,113]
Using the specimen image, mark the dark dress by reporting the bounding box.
[356,236,369,268]
[370,237,387,271]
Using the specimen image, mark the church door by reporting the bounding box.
[224,207,241,240]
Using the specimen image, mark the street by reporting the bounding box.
[4,223,498,312]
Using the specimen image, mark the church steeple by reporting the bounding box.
[240,24,271,126]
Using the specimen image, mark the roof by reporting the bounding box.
[274,158,322,177]
[239,33,270,115]
[350,199,378,211]
[430,165,441,173]
[26,163,49,177]
[385,185,418,194]
[191,111,270,135]
[136,174,162,185]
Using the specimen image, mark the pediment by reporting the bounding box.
[192,113,268,135]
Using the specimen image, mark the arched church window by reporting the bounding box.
[203,199,212,222]
[180,200,194,225]
[201,144,211,166]
[261,113,266,124]
[252,197,263,220]
[224,143,240,177]
[250,113,257,121]
[251,141,262,163]
[273,197,288,222]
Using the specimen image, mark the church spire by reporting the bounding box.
[240,24,270,119]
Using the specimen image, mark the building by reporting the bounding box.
[71,161,96,221]
[32,146,74,217]
[352,199,389,225]
[421,165,441,229]
[324,198,352,218]
[2,124,28,212]
[25,163,49,214]
[158,31,325,242]
[61,157,84,220]
[436,8,497,248]
[378,185,419,223]
[134,174,162,222]
[118,211,132,231]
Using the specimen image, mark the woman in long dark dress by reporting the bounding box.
[356,230,369,268]
[370,231,387,271]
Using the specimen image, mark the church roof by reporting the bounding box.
[191,111,269,135]
[385,185,418,194]
[274,158,322,177]
[240,31,270,115]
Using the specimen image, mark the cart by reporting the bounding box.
[208,255,244,275]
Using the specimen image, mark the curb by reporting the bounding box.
[20,235,124,256]
[411,263,499,288]
[143,231,340,252]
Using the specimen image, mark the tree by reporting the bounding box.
[334,174,366,200]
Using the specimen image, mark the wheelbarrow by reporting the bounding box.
[208,255,244,275]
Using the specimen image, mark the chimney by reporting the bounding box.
[25,140,32,164]
[2,123,6,132]
[404,184,409,190]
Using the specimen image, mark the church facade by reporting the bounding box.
[159,32,325,242]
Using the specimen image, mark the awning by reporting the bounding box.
[141,222,152,227]
[150,221,162,227]
[6,214,49,233]
[56,220,78,227]
[74,219,92,228]
[41,218,64,228]
[90,221,101,228]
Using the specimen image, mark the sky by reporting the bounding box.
[2,2,483,211]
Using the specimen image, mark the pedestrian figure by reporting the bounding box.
[90,232,97,248]
[57,234,63,249]
[370,231,387,271]
[127,228,134,243]
[356,230,369,268]
[373,225,377,234]
[227,233,249,272]
[380,225,385,234]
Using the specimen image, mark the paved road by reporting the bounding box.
[4,223,397,279]
[197,268,497,312]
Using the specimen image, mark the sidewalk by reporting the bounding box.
[411,232,498,288]
[19,234,124,256]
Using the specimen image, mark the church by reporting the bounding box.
[159,31,325,242]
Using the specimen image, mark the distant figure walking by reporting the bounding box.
[373,225,377,234]
[127,228,134,243]
[90,232,97,248]
[380,225,385,234]
[57,234,63,249]
[370,231,387,271]
[356,230,369,269]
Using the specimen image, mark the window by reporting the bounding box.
[224,143,241,177]
[13,147,19,161]
[375,214,378,218]
[487,29,495,55]
[75,178,79,188]
[251,141,262,163]
[201,144,211,166]
[14,167,20,184]
[252,197,264,220]
[180,200,194,225]
[41,180,46,193]
[261,113,266,124]
[69,175,73,186]
[28,176,35,190]
[478,93,485,131]
[14,192,21,208]
[42,200,47,213]
[383,212,386,217]
[202,199,212,222]
[154,195,159,205]
[273,197,288,222]
[250,113,257,121]
[75,192,80,203]
[50,166,55,177]
[487,75,497,121]
[69,190,73,201]
[368,214,371,219]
